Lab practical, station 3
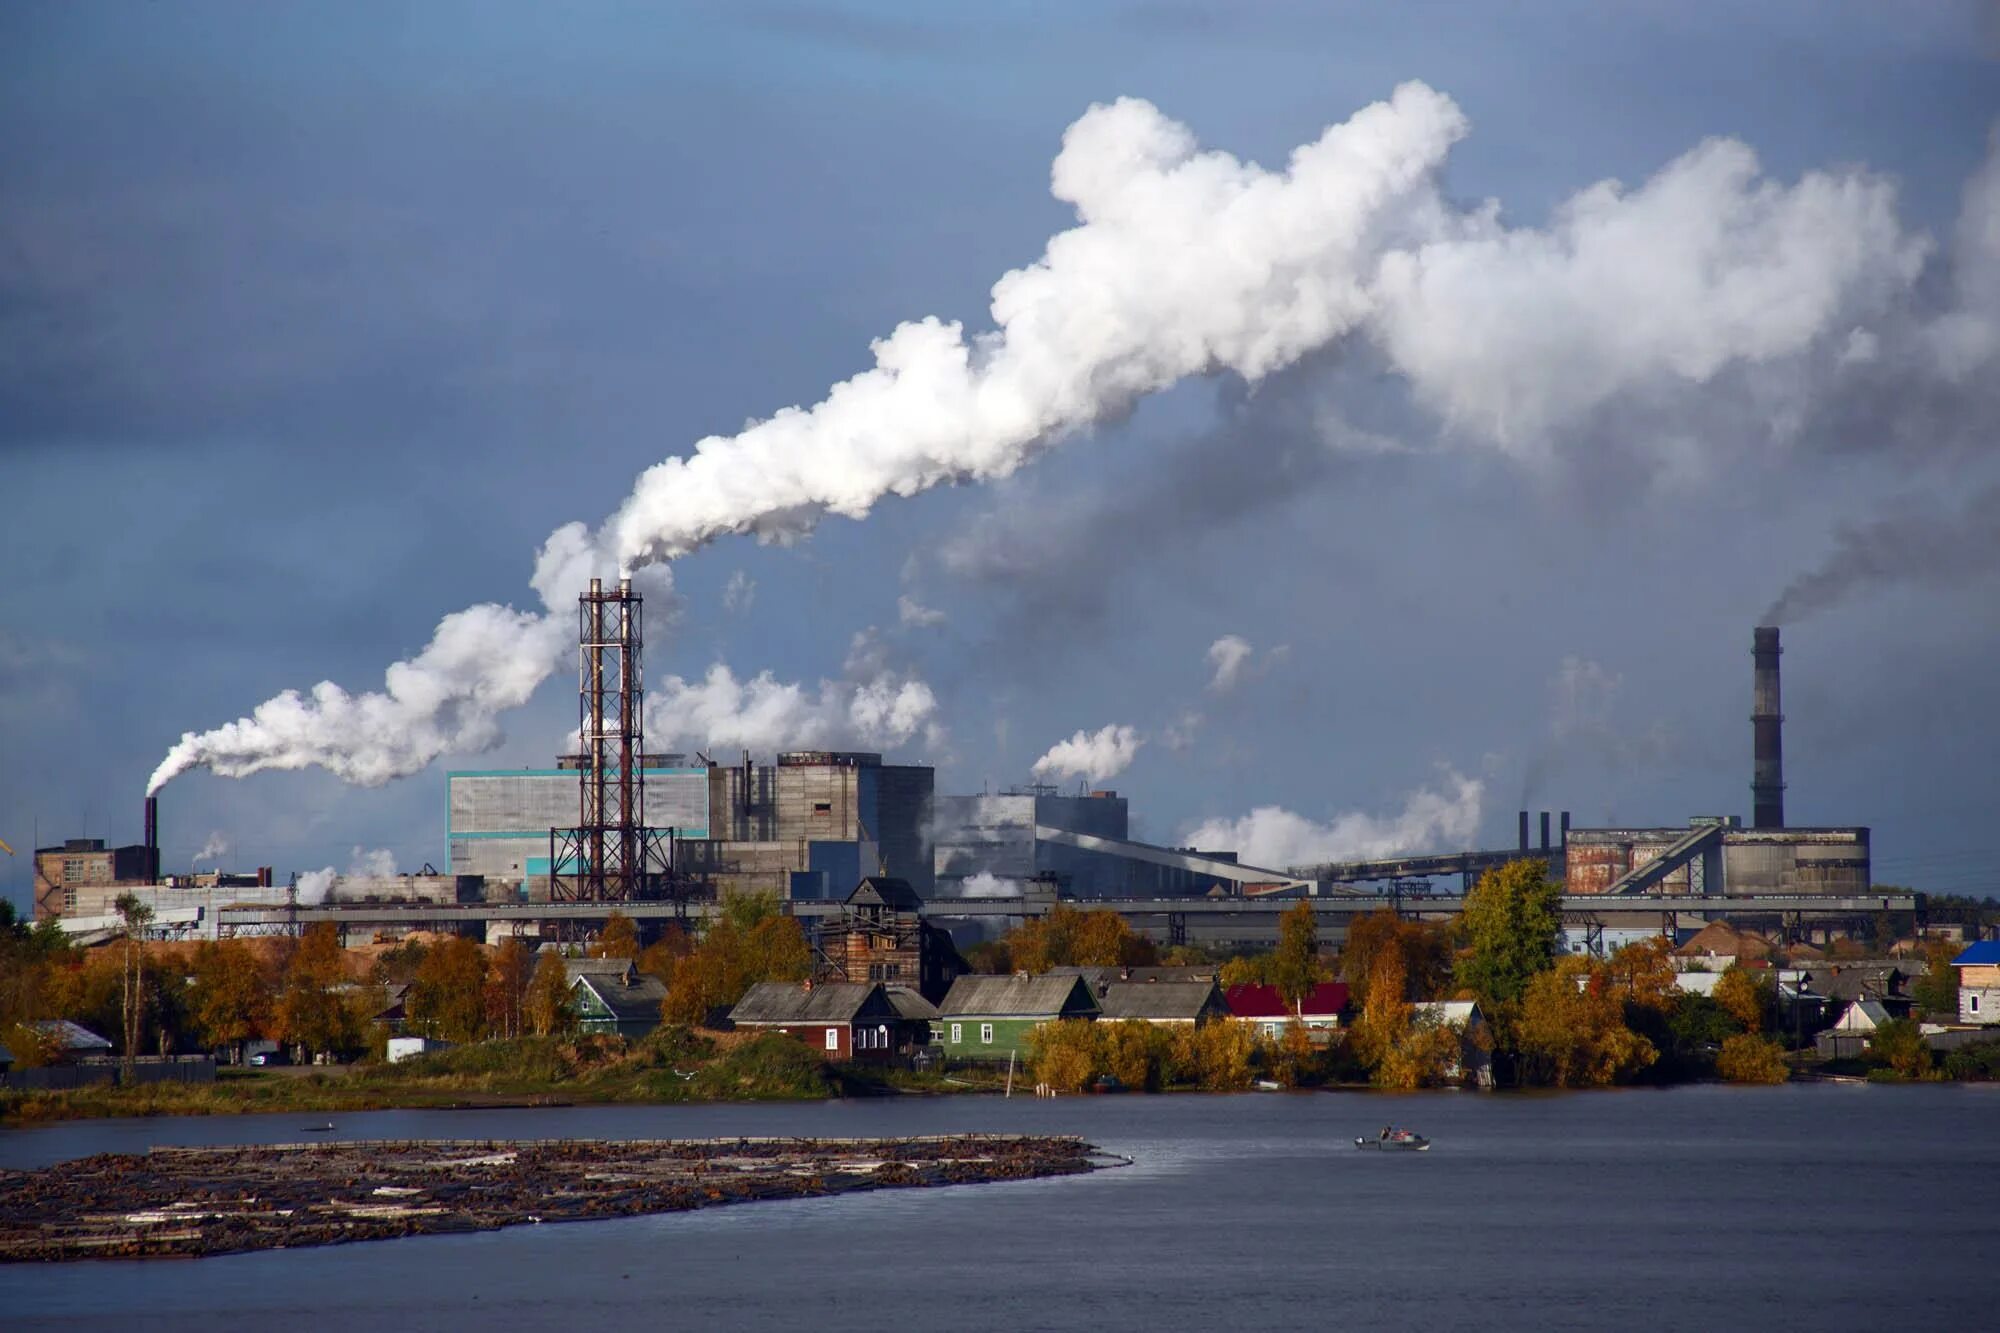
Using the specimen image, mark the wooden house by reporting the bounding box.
[729,980,916,1062]
[564,958,667,1040]
[813,877,966,1003]
[1224,982,1350,1039]
[1097,980,1229,1026]
[932,973,1099,1061]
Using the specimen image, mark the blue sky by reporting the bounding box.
[3,1,1997,902]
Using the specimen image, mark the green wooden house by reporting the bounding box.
[932,973,1100,1060]
[564,958,667,1040]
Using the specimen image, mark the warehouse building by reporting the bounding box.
[932,787,1253,899]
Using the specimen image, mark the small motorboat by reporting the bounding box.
[302,1123,337,1133]
[1355,1128,1429,1151]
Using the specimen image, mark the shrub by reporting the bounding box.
[1715,1033,1788,1084]
[1867,1018,1932,1081]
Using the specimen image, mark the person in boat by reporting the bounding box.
[1380,1126,1392,1141]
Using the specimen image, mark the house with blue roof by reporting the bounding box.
[1951,941,2000,1026]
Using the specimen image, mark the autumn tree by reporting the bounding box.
[1606,936,1679,1013]
[276,922,364,1059]
[0,902,72,1060]
[638,925,695,991]
[113,892,154,1073]
[594,911,640,960]
[1714,967,1773,1034]
[662,894,812,1026]
[486,937,535,1040]
[1515,956,1656,1088]
[1344,909,1454,1007]
[1218,954,1274,989]
[1911,938,1961,1017]
[1273,902,1325,1012]
[1172,1021,1256,1091]
[1715,1033,1788,1084]
[408,936,491,1043]
[188,940,273,1061]
[1004,905,1155,973]
[526,950,577,1036]
[1455,860,1562,1007]
[1026,1018,1100,1093]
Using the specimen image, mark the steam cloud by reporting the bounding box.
[152,81,1953,795]
[192,831,230,867]
[294,845,399,906]
[1763,483,2000,625]
[643,632,941,757]
[1031,724,1144,783]
[1182,770,1484,869]
[1206,636,1255,693]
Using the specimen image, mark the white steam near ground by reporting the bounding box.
[292,845,400,906]
[148,82,1999,796]
[1180,771,1485,871]
[1031,724,1145,784]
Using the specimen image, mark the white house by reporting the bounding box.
[1411,1000,1494,1088]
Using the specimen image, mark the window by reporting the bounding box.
[981,1023,994,1045]
[813,802,832,814]
[950,1023,962,1044]
[1973,994,1982,1013]
[825,1028,840,1051]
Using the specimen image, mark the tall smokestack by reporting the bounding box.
[1518,811,1530,853]
[1752,626,1784,829]
[143,795,160,882]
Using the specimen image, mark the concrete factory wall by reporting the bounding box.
[445,768,711,880]
[931,791,1218,899]
[1564,826,1870,897]
[32,841,153,919]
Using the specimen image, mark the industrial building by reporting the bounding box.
[447,749,932,903]
[932,786,1297,898]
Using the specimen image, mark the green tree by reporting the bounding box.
[1867,1018,1932,1080]
[1911,938,1960,1017]
[1715,1033,1788,1084]
[188,940,272,1061]
[526,950,577,1036]
[1273,902,1325,1012]
[1454,860,1562,1007]
[113,892,154,1074]
[407,936,491,1043]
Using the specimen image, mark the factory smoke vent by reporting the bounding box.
[143,795,160,883]
[1752,626,1785,829]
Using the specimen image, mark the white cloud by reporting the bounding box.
[644,631,941,757]
[1181,770,1484,869]
[721,570,756,614]
[897,594,946,628]
[1031,724,1145,783]
[1206,635,1255,693]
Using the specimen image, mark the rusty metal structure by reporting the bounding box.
[1752,625,1786,829]
[550,577,670,906]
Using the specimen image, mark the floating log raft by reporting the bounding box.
[0,1134,1103,1263]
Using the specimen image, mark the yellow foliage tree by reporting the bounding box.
[525,950,577,1036]
[662,902,812,1027]
[594,911,640,960]
[1516,956,1656,1087]
[1173,1021,1256,1091]
[1606,936,1678,1013]
[1714,967,1771,1033]
[486,937,535,1039]
[1715,1033,1788,1084]
[187,940,273,1060]
[1026,1018,1101,1092]
[277,922,366,1058]
[1004,905,1155,973]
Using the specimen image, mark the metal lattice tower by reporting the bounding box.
[551,577,655,903]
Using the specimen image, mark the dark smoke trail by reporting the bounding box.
[1764,483,2000,625]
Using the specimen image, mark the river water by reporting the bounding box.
[4,1085,1995,1331]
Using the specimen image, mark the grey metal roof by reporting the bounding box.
[937,974,1099,1019]
[571,970,668,1025]
[883,985,939,1022]
[564,957,641,984]
[31,1019,114,1052]
[1098,981,1224,1021]
[729,981,893,1025]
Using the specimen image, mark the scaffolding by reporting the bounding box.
[550,577,672,907]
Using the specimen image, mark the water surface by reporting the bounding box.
[4,1085,1993,1331]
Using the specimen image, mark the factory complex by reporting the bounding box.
[28,582,1916,954]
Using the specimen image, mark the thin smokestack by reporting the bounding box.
[1540,811,1551,853]
[1518,810,1530,853]
[1752,627,1784,829]
[143,795,160,882]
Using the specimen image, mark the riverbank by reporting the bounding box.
[0,1031,1014,1126]
[0,1133,1103,1262]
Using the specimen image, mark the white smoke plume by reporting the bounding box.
[152,81,1943,795]
[294,867,335,906]
[1181,770,1484,870]
[348,846,397,879]
[192,831,230,867]
[957,871,1021,898]
[1163,709,1205,753]
[1206,635,1255,693]
[1031,724,1144,784]
[644,631,941,757]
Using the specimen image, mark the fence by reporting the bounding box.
[1,1055,217,1091]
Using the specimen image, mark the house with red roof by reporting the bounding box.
[1224,982,1350,1040]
